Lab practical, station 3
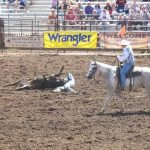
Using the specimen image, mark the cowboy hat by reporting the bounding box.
[120,39,130,45]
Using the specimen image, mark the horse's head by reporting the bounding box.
[87,61,97,79]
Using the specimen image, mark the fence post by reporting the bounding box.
[32,19,33,35]
[0,18,5,53]
[34,13,36,34]
[7,13,9,34]
[21,18,22,36]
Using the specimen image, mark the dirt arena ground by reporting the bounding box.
[0,53,150,150]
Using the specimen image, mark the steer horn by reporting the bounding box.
[54,65,65,77]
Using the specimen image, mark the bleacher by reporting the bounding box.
[0,0,149,33]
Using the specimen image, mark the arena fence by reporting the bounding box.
[0,19,5,49]
[1,17,150,51]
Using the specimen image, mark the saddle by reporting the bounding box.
[117,65,141,91]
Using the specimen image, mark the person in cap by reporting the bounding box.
[117,39,135,90]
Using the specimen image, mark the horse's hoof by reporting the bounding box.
[97,111,105,115]
[119,110,124,114]
[120,108,124,113]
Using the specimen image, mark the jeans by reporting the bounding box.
[120,63,133,87]
[116,6,124,13]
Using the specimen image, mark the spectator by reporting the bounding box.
[117,14,127,29]
[7,0,18,12]
[18,0,29,12]
[77,1,84,11]
[104,1,113,16]
[111,2,117,19]
[59,0,68,10]
[58,0,69,28]
[135,9,143,30]
[116,0,126,13]
[94,4,102,15]
[90,9,99,29]
[91,9,99,20]
[84,2,93,18]
[130,0,139,12]
[128,8,144,30]
[117,14,123,26]
[65,7,78,25]
[29,0,32,5]
[128,9,138,30]
[78,9,87,30]
[73,5,80,16]
[67,0,73,6]
[140,5,149,31]
[99,9,111,30]
[51,0,59,9]
[48,9,57,25]
[124,3,130,14]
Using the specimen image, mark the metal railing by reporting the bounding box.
[3,17,150,34]
[1,17,150,50]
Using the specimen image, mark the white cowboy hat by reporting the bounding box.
[120,39,130,45]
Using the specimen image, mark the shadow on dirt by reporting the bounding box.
[97,110,150,117]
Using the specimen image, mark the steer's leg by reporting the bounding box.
[16,84,31,90]
[68,88,77,94]
[3,79,23,87]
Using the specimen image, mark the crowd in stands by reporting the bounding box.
[2,0,149,31]
[5,0,31,13]
[48,0,150,31]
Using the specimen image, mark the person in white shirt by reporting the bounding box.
[99,9,111,30]
[117,39,135,90]
[53,73,77,94]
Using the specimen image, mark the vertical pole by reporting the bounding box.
[64,8,66,31]
[56,0,59,31]
[8,13,9,34]
[56,0,59,54]
[31,20,33,35]
[21,18,22,36]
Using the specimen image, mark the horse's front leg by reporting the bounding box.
[100,90,113,114]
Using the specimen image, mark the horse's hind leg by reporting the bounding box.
[146,88,150,99]
[100,91,113,113]
[144,82,150,98]
[116,92,124,112]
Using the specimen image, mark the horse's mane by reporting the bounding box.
[96,62,150,72]
[96,61,117,70]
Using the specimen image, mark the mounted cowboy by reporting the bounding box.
[117,39,135,91]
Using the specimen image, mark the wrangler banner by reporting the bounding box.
[44,31,97,49]
[99,32,148,49]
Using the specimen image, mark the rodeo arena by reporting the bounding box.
[0,0,150,149]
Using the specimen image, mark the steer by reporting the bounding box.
[4,66,65,90]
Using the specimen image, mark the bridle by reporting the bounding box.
[90,62,98,80]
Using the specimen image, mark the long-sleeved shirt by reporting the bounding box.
[85,6,93,15]
[117,45,135,65]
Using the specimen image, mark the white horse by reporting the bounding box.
[87,60,150,113]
